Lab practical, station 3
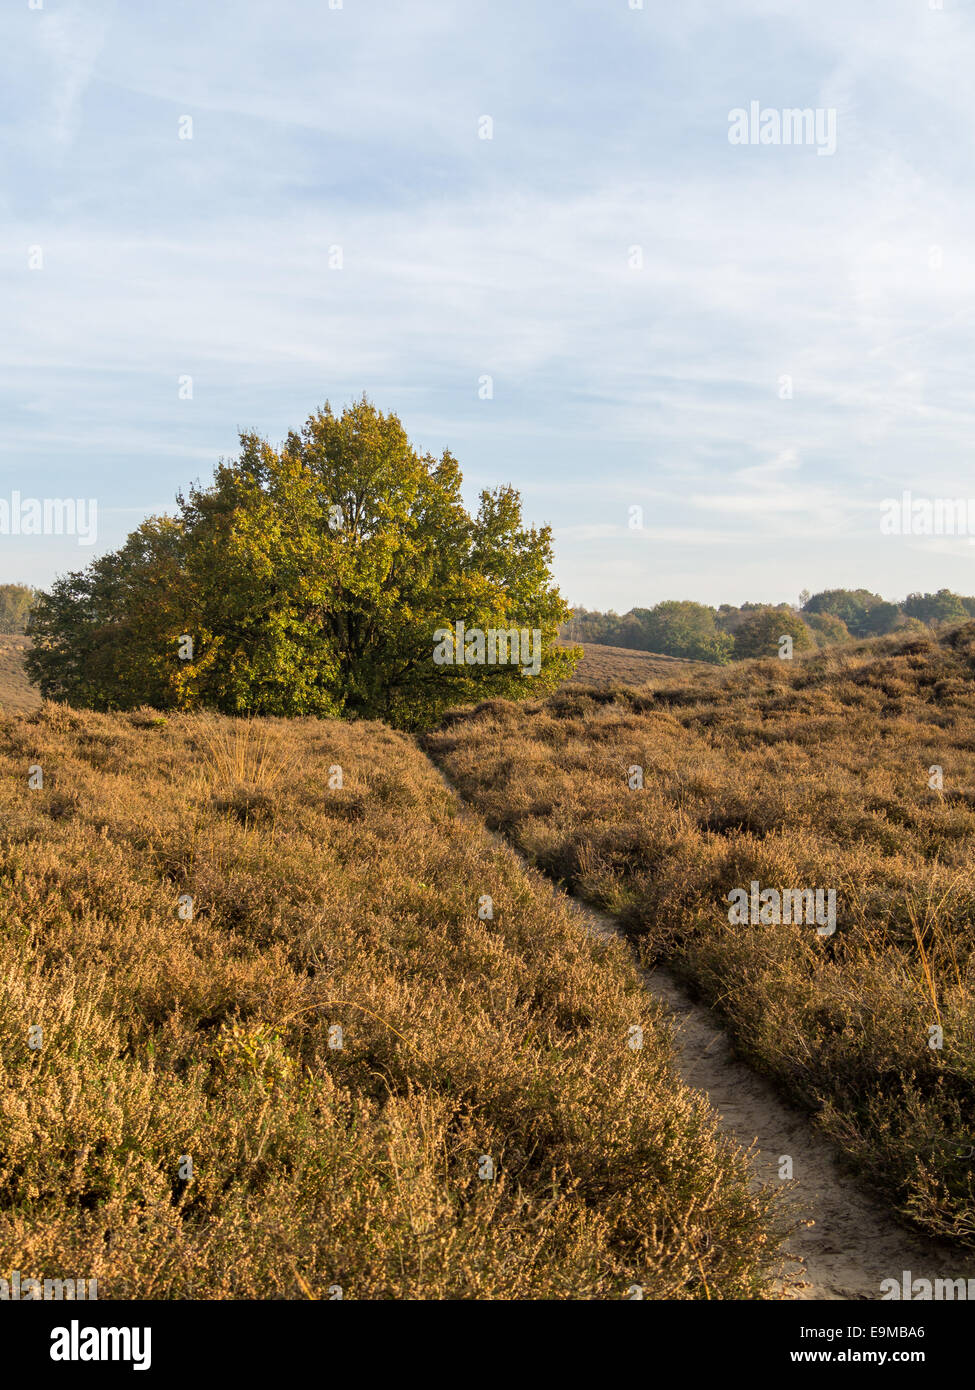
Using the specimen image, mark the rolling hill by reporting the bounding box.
[559,641,710,688]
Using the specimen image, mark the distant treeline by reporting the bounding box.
[0,583,35,634]
[561,588,975,664]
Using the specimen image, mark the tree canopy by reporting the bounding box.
[26,399,579,728]
[630,601,734,664]
[561,585,975,661]
[801,588,884,637]
[904,588,970,627]
[732,607,813,660]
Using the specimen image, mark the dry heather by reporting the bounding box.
[426,624,975,1246]
[0,703,785,1299]
[559,642,707,689]
[0,636,41,715]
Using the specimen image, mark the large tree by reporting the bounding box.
[26,399,579,728]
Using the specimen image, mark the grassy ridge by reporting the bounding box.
[559,641,709,689]
[0,703,783,1298]
[426,626,975,1245]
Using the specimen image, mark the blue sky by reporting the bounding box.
[3,0,975,611]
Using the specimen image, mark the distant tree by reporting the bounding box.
[26,399,579,728]
[733,607,813,660]
[859,600,902,636]
[896,615,930,635]
[564,587,967,658]
[0,583,35,633]
[715,602,785,636]
[611,611,647,649]
[560,608,583,641]
[630,601,733,664]
[715,604,748,635]
[802,588,885,637]
[694,632,736,664]
[562,606,625,645]
[904,589,969,627]
[804,611,851,648]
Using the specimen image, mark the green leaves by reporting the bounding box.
[630,601,735,664]
[732,607,813,660]
[26,399,579,728]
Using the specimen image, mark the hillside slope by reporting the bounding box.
[559,641,709,689]
[426,625,975,1245]
[0,636,41,714]
[0,704,782,1298]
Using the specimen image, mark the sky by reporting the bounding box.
[3,0,975,612]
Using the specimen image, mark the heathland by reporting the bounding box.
[5,618,975,1274]
[559,641,707,688]
[426,624,975,1246]
[0,703,784,1298]
[10,401,972,1295]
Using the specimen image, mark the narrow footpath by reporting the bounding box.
[431,757,972,1301]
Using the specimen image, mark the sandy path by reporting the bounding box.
[431,758,973,1301]
[573,893,970,1300]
